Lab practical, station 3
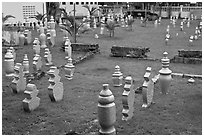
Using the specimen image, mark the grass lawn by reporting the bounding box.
[2,18,202,135]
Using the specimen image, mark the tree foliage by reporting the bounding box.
[2,14,15,24]
[29,12,46,22]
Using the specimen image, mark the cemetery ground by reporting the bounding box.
[2,19,202,135]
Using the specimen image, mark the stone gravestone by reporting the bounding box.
[142,67,154,108]
[98,84,116,135]
[23,54,29,75]
[4,49,14,77]
[46,31,53,47]
[44,48,53,66]
[64,58,75,80]
[39,22,47,48]
[33,38,40,55]
[64,38,72,59]
[122,76,135,121]
[112,65,123,87]
[48,66,64,102]
[159,52,172,94]
[22,83,40,112]
[33,54,42,73]
[24,29,32,44]
[11,63,27,93]
[24,30,28,45]
[50,16,56,46]
[9,47,16,61]
[19,31,25,46]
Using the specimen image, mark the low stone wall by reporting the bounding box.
[60,43,100,67]
[178,49,202,58]
[171,49,202,64]
[110,46,150,58]
[61,43,100,53]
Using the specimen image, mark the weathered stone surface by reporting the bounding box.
[23,54,29,75]
[11,63,26,93]
[159,52,172,94]
[22,84,40,112]
[98,84,116,135]
[110,46,150,58]
[44,48,53,66]
[33,54,42,72]
[64,58,75,80]
[178,49,202,58]
[33,38,40,55]
[4,49,14,77]
[142,67,154,108]
[112,65,123,87]
[62,43,99,53]
[122,76,135,121]
[48,66,63,102]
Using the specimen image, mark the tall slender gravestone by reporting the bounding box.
[24,30,28,45]
[4,49,14,77]
[142,67,154,108]
[46,30,52,47]
[122,76,135,121]
[48,66,64,102]
[44,48,53,66]
[23,54,29,75]
[19,31,25,46]
[50,16,56,46]
[65,38,72,59]
[159,52,172,94]
[11,63,26,93]
[64,58,75,80]
[22,83,40,112]
[112,65,123,87]
[39,22,47,48]
[98,84,116,135]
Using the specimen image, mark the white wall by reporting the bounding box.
[2,2,44,23]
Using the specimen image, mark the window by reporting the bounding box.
[94,2,97,5]
[76,2,79,5]
[22,5,35,19]
[62,2,66,5]
[86,2,89,5]
[90,2,93,5]
[70,2,73,5]
[81,2,84,5]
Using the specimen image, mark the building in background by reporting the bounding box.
[2,2,46,23]
[59,2,100,17]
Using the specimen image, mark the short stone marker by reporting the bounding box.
[112,65,123,87]
[22,83,40,112]
[122,76,135,121]
[48,66,64,102]
[33,38,40,55]
[11,63,26,93]
[9,47,16,61]
[44,48,53,66]
[98,84,116,135]
[64,58,75,80]
[33,54,42,73]
[142,67,154,108]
